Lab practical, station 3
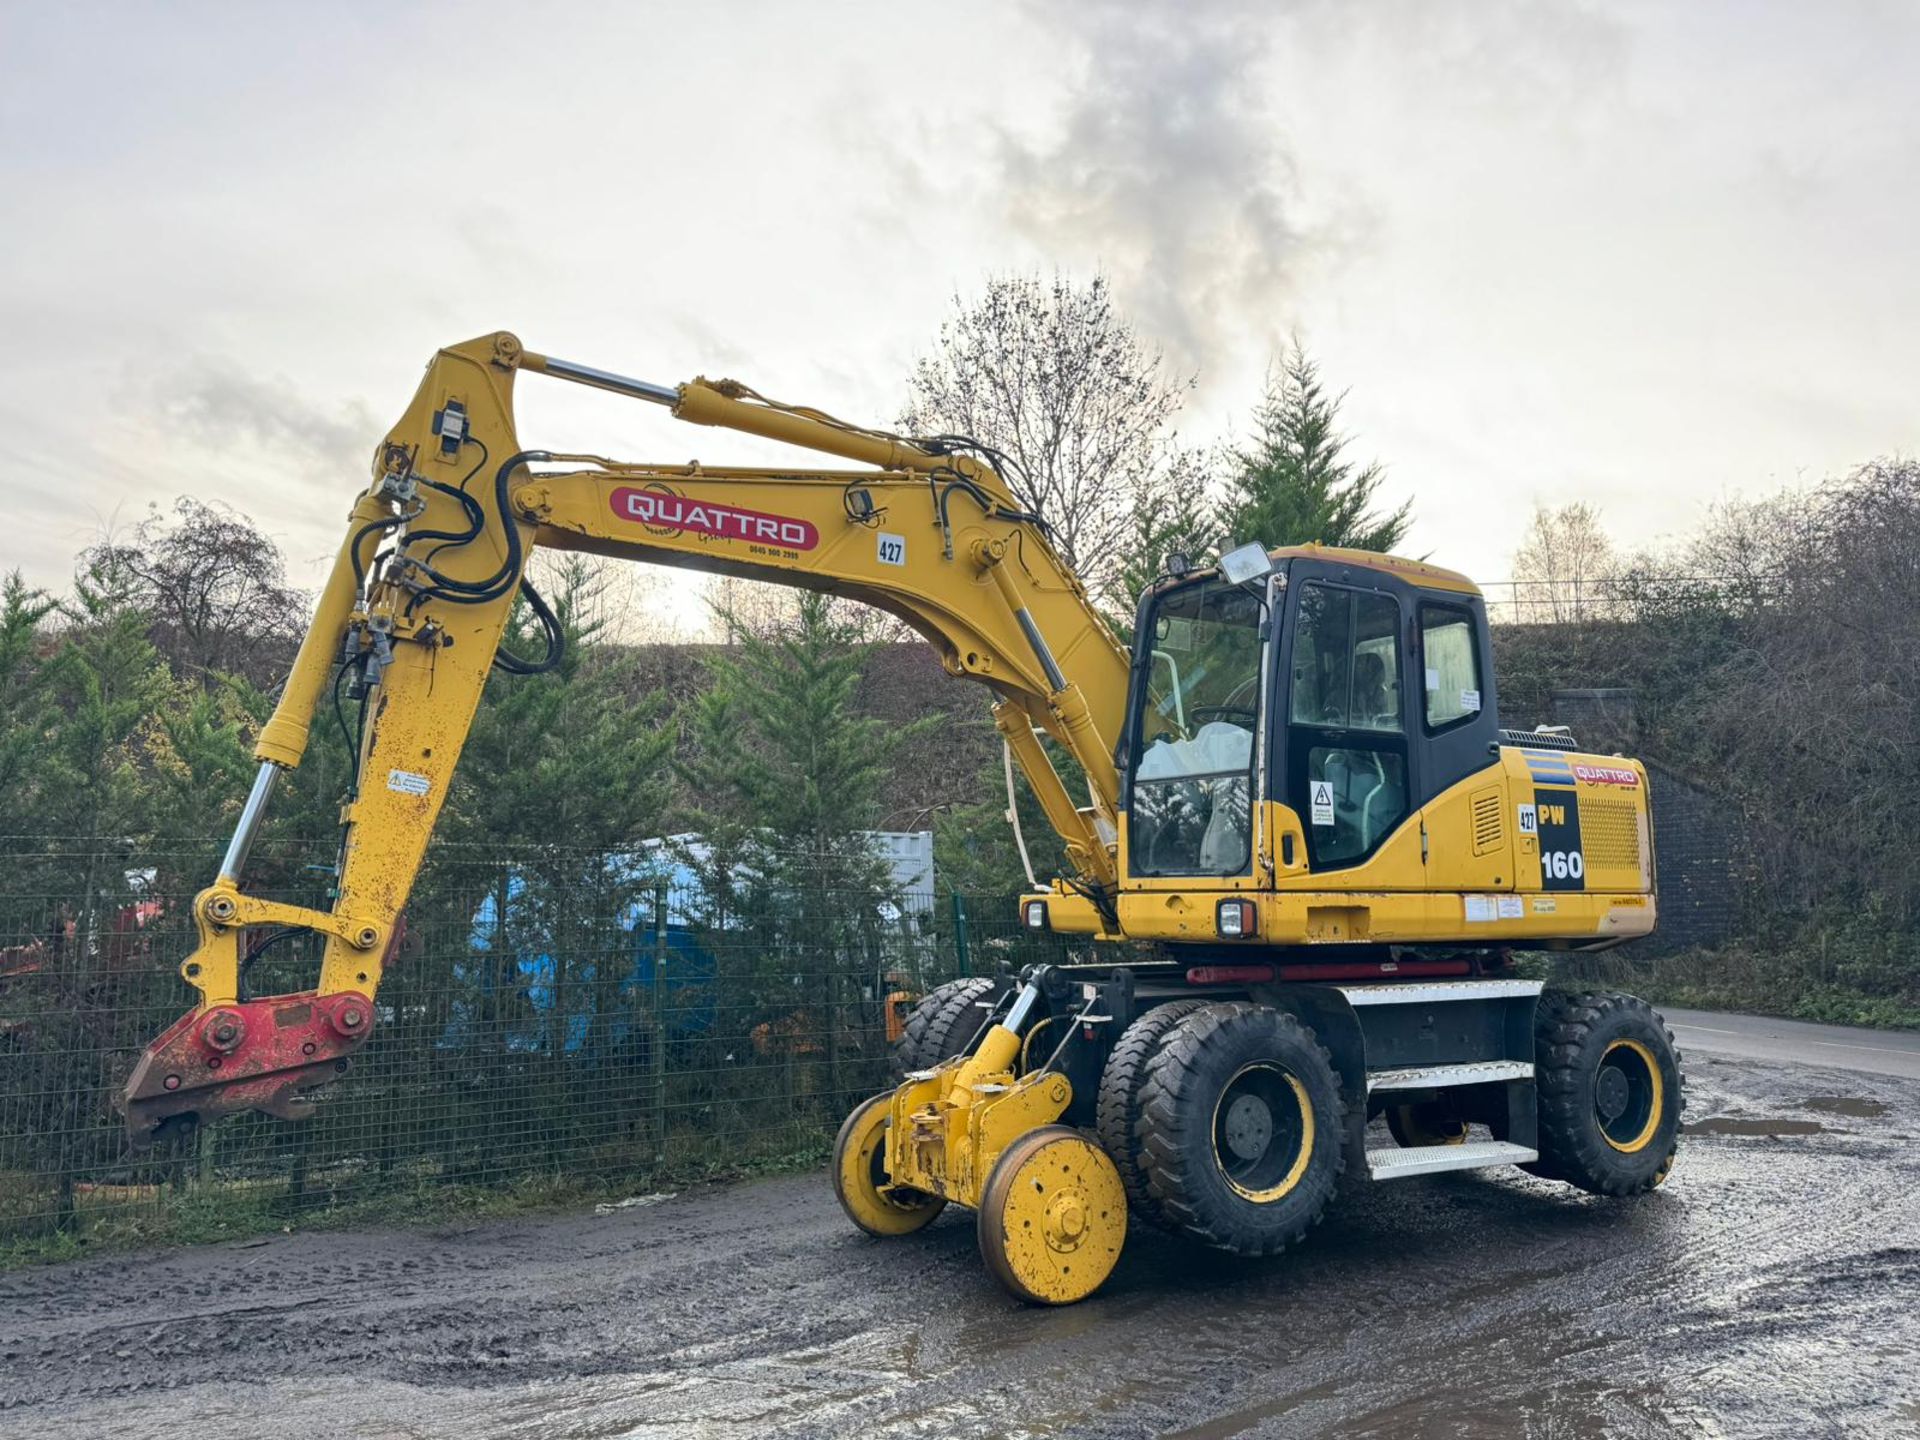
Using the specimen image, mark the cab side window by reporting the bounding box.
[1421,605,1482,730]
[1290,584,1408,867]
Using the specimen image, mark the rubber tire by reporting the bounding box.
[893,977,994,1076]
[1533,990,1682,1195]
[1095,999,1209,1229]
[1386,1101,1467,1148]
[1136,1001,1348,1256]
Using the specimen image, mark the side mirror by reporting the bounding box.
[1217,541,1274,588]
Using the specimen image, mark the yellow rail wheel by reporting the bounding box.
[978,1126,1127,1305]
[832,1093,945,1237]
[1386,1100,1468,1148]
[1534,991,1683,1196]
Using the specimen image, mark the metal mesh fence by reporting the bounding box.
[0,836,1064,1245]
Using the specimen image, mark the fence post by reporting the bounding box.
[650,880,668,1160]
[952,893,971,977]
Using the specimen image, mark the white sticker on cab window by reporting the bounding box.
[1461,688,1481,711]
[1425,666,1440,692]
[1309,779,1335,827]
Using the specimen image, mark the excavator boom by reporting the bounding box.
[123,331,1130,1142]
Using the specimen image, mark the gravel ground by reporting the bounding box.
[2,1046,1917,1439]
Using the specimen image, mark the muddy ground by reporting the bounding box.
[2,1049,1917,1439]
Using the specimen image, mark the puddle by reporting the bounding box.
[1801,1095,1888,1119]
[1684,1116,1825,1137]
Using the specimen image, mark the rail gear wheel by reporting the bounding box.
[1135,1002,1347,1255]
[1533,991,1682,1195]
[832,1093,945,1237]
[1095,999,1208,1228]
[1386,1100,1468,1148]
[893,977,995,1075]
[977,1125,1127,1304]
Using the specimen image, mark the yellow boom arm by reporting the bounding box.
[123,332,1130,1141]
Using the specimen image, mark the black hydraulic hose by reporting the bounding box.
[491,577,566,675]
[404,450,541,604]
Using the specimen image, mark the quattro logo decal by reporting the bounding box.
[612,485,819,551]
[1573,763,1639,787]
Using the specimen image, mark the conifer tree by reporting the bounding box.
[1225,339,1410,554]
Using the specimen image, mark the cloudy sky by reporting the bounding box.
[3,1,1914,631]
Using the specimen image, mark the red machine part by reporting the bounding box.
[122,990,374,1147]
[1186,958,1475,985]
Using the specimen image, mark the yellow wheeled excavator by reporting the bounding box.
[123,332,1682,1305]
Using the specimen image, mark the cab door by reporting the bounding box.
[1278,577,1417,880]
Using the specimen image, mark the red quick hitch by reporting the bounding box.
[121,990,375,1148]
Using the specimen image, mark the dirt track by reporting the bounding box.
[3,1047,1918,1439]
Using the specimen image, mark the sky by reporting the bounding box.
[2,1,1915,634]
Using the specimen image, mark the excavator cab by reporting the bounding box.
[1121,542,1502,889]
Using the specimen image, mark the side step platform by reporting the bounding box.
[1368,1140,1539,1179]
[1319,979,1545,1182]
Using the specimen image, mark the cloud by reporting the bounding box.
[143,356,379,480]
[990,1,1308,379]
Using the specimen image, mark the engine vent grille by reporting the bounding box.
[1500,727,1578,751]
[1471,787,1504,855]
[1579,795,1644,878]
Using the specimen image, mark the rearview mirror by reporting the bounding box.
[1217,541,1274,588]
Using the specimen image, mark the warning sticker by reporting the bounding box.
[1309,779,1336,827]
[1461,688,1481,712]
[1497,895,1524,919]
[387,769,432,797]
[1465,895,1496,923]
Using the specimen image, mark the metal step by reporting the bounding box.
[1338,979,1543,1006]
[1367,1060,1533,1093]
[1366,1139,1538,1180]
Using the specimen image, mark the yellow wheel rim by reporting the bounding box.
[1596,1038,1664,1154]
[979,1128,1127,1305]
[832,1093,944,1237]
[1211,1063,1315,1202]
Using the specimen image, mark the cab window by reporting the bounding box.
[1128,578,1265,876]
[1290,584,1408,867]
[1421,604,1482,729]
[1290,587,1403,733]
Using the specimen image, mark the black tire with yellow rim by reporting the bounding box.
[1385,1100,1468,1148]
[1533,990,1682,1195]
[1134,1002,1346,1255]
[832,1092,946,1237]
[1094,998,1209,1228]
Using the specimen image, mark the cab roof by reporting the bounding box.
[1269,544,1481,598]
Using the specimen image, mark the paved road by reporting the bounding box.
[2,1015,1917,1439]
[1663,1006,1920,1079]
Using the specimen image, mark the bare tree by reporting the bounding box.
[85,498,307,688]
[902,273,1211,614]
[1509,502,1618,623]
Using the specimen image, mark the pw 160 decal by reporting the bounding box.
[611,485,820,551]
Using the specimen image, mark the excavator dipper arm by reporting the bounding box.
[123,332,1130,1143]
